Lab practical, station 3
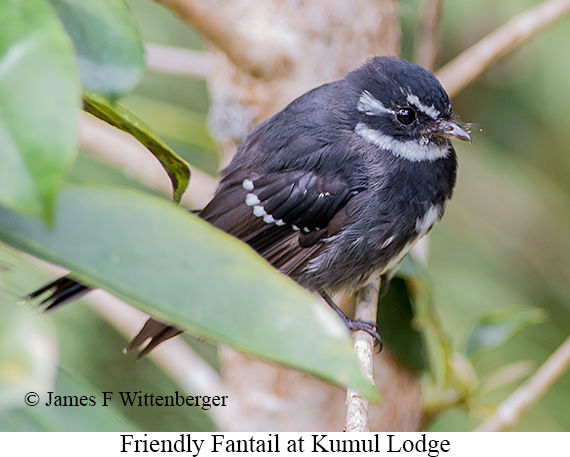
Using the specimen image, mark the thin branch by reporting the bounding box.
[475,334,570,432]
[415,0,443,71]
[152,0,291,79]
[437,0,570,98]
[79,113,217,209]
[345,277,380,432]
[144,43,212,79]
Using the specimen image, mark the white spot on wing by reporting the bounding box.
[355,122,449,162]
[357,90,393,116]
[245,193,260,206]
[253,205,267,217]
[275,219,286,226]
[242,179,254,191]
[263,214,275,224]
[406,94,440,120]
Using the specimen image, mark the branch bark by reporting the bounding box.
[414,0,443,71]
[152,0,291,79]
[345,277,381,432]
[437,0,570,98]
[475,334,570,432]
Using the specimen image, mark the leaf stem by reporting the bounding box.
[475,334,570,432]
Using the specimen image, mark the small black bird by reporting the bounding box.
[27,56,470,357]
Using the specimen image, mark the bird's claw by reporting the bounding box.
[345,318,383,352]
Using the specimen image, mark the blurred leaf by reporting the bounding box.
[47,0,144,99]
[465,305,547,357]
[0,292,58,411]
[83,94,190,203]
[398,256,452,388]
[377,277,426,372]
[0,0,79,221]
[397,256,481,413]
[0,243,216,431]
[0,184,379,400]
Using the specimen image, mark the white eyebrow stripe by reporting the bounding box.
[355,122,449,162]
[406,94,439,120]
[357,90,394,116]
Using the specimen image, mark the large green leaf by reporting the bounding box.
[83,94,190,203]
[0,184,378,400]
[47,0,144,99]
[0,243,215,431]
[0,0,79,221]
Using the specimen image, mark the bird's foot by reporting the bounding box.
[342,316,383,351]
[320,292,383,351]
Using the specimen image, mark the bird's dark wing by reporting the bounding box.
[199,166,362,276]
[120,165,364,355]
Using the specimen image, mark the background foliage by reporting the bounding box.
[1,0,570,431]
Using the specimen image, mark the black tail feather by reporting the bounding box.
[26,275,92,312]
[125,318,182,359]
[27,276,184,358]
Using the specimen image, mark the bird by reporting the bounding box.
[26,56,471,358]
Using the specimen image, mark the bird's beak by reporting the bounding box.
[436,120,472,143]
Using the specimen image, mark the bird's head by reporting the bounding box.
[348,56,471,162]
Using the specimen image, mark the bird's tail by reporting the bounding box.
[25,275,92,312]
[25,275,181,357]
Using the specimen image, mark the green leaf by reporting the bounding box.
[0,0,80,221]
[465,305,547,357]
[0,243,216,431]
[83,94,191,203]
[47,0,144,99]
[397,256,452,388]
[0,184,378,400]
[377,277,426,372]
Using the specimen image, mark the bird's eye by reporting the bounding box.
[396,107,416,125]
